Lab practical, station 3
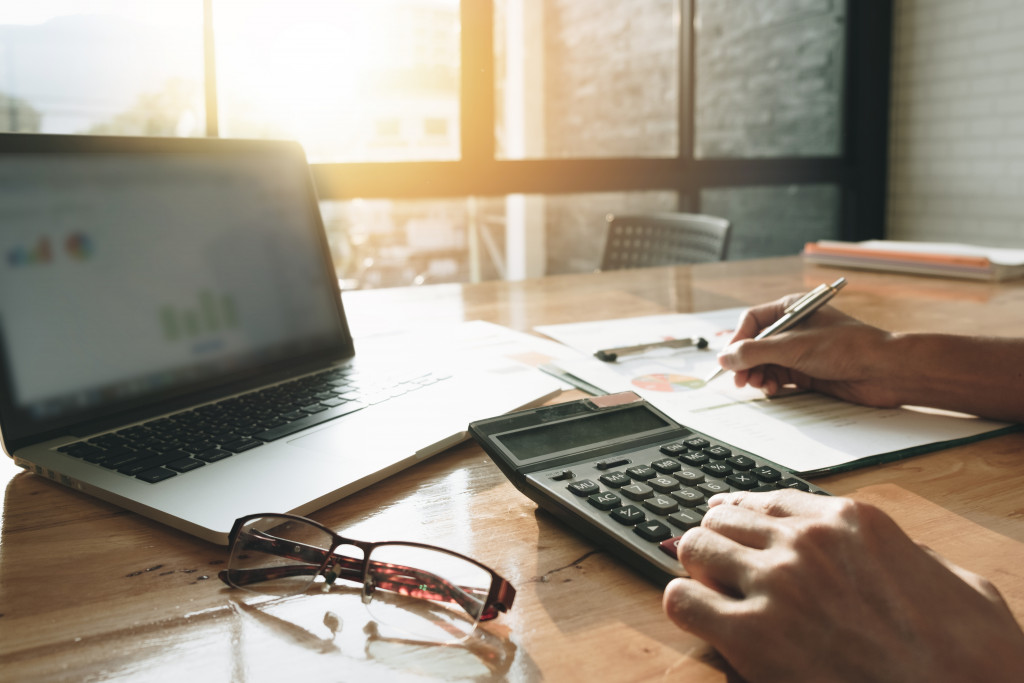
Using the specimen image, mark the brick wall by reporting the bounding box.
[888,0,1024,246]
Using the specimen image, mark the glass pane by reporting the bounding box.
[495,0,679,159]
[694,0,846,158]
[320,191,678,288]
[214,0,460,163]
[700,184,840,259]
[0,2,204,135]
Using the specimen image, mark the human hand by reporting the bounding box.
[716,296,902,408]
[662,490,1024,682]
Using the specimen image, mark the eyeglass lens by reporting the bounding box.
[363,543,492,643]
[225,515,492,643]
[226,516,339,596]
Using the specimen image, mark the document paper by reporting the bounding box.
[536,310,1014,475]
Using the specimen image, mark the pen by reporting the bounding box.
[594,336,709,362]
[704,277,848,384]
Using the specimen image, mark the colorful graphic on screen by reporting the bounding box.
[631,372,704,392]
[64,232,95,260]
[6,237,54,266]
[159,291,239,342]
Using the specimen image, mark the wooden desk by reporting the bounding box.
[4,257,1024,681]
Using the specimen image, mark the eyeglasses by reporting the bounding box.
[218,513,516,644]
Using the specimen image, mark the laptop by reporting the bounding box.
[0,133,562,543]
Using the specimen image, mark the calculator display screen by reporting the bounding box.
[496,405,669,461]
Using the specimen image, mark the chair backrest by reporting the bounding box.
[600,212,731,270]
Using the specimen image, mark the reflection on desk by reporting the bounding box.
[3,257,1024,682]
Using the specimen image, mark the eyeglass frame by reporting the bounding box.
[217,512,517,623]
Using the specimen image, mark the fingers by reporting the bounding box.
[677,525,759,597]
[663,576,737,639]
[718,335,807,375]
[728,298,794,344]
[707,488,833,519]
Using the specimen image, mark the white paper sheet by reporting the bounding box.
[537,311,1013,474]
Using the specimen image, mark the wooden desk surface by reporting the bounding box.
[4,257,1024,682]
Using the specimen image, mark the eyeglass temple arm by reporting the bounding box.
[224,531,515,618]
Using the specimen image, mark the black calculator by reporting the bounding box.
[468,391,828,584]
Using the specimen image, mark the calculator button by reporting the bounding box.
[779,478,810,491]
[550,469,574,481]
[725,472,759,490]
[752,466,782,482]
[599,471,631,488]
[726,455,755,470]
[684,437,710,450]
[673,466,705,485]
[620,483,654,501]
[659,442,687,456]
[648,476,680,493]
[611,505,646,525]
[752,484,778,492]
[667,509,703,531]
[706,445,732,459]
[670,486,705,507]
[596,457,630,470]
[588,491,622,511]
[651,458,682,474]
[567,479,600,497]
[659,536,684,559]
[697,481,730,496]
[701,462,732,477]
[643,495,679,515]
[633,520,673,542]
[625,465,656,480]
[681,452,710,467]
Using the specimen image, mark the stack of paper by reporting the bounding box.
[802,240,1024,281]
[536,310,1016,476]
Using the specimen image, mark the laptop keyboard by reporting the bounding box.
[56,366,449,484]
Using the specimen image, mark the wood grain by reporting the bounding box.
[3,257,1023,682]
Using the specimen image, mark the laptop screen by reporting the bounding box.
[0,136,352,449]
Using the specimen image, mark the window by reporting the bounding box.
[0,2,204,136]
[211,0,460,163]
[0,1,891,289]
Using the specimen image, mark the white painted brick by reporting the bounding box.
[888,0,1024,246]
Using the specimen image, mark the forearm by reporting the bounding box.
[883,333,1024,422]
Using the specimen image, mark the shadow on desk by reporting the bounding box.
[522,506,734,678]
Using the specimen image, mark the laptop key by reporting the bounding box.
[136,468,177,483]
[221,438,263,453]
[255,401,367,441]
[167,458,205,473]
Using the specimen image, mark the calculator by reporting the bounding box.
[468,391,828,584]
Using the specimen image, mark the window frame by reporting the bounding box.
[291,0,891,244]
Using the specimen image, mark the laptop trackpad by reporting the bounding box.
[285,388,468,461]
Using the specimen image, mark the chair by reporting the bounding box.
[599,212,731,270]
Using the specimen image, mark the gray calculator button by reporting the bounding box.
[620,483,654,501]
[670,486,705,507]
[611,505,646,525]
[567,479,600,496]
[648,476,680,493]
[588,491,622,511]
[697,481,729,496]
[673,466,705,485]
[599,471,631,488]
[643,495,679,515]
[667,508,703,531]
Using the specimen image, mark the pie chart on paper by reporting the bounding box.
[631,373,703,392]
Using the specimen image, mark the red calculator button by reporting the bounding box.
[659,535,684,559]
